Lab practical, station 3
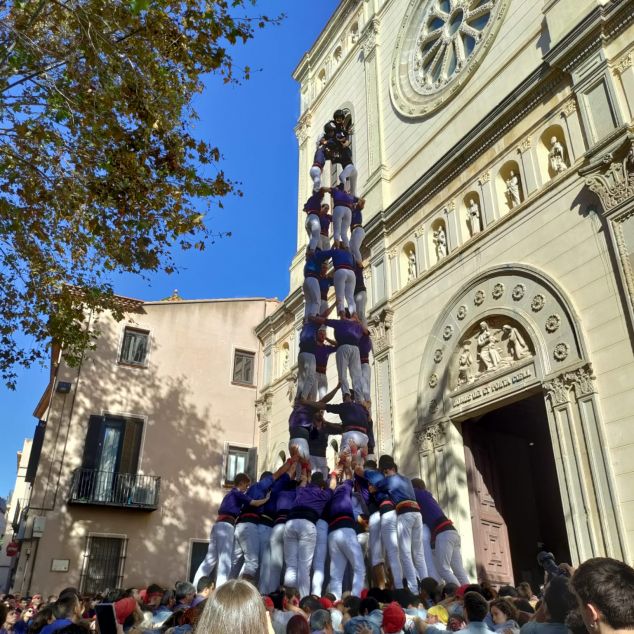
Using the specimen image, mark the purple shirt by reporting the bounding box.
[414,489,450,529]
[331,188,358,209]
[318,248,354,270]
[327,479,356,531]
[275,484,299,519]
[218,487,252,517]
[374,474,418,507]
[304,191,324,214]
[299,321,319,354]
[319,275,333,299]
[315,343,336,372]
[351,208,363,227]
[324,318,364,346]
[289,404,314,432]
[359,334,372,362]
[354,265,366,294]
[320,214,332,236]
[291,483,333,517]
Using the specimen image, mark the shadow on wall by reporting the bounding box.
[46,320,227,590]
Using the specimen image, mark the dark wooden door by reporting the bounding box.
[464,424,514,586]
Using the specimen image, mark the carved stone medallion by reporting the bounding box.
[545,314,561,333]
[474,289,485,306]
[443,325,454,340]
[429,373,439,388]
[457,305,467,320]
[553,342,570,362]
[531,294,545,312]
[492,283,505,299]
[434,349,444,363]
[512,284,526,301]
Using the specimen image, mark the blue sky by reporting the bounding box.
[0,1,340,497]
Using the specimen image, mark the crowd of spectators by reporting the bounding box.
[1,557,633,634]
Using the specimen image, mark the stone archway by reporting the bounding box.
[414,264,626,572]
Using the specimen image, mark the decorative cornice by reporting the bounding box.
[517,137,532,153]
[414,225,425,238]
[368,307,394,354]
[562,98,577,117]
[478,171,491,186]
[361,18,379,56]
[543,363,596,405]
[294,110,313,144]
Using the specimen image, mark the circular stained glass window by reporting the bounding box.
[391,0,509,117]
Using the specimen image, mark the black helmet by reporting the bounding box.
[333,109,346,120]
[324,121,337,135]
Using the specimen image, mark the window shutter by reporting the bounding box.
[25,420,46,483]
[246,447,258,482]
[82,415,105,470]
[119,419,143,474]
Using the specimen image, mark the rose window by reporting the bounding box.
[391,0,509,117]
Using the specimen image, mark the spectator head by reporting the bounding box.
[420,577,440,603]
[3,607,19,627]
[27,606,55,634]
[342,596,361,618]
[544,576,576,624]
[514,599,535,615]
[442,583,459,600]
[196,577,213,597]
[499,585,519,598]
[382,602,406,633]
[359,597,379,616]
[517,582,534,601]
[310,608,333,633]
[480,581,498,601]
[490,599,519,625]
[259,471,273,482]
[22,606,35,622]
[427,605,449,626]
[393,588,420,609]
[144,584,164,608]
[571,557,634,633]
[411,478,426,490]
[54,595,82,622]
[299,596,322,615]
[287,614,310,634]
[196,579,268,634]
[31,595,43,608]
[448,615,466,631]
[58,589,79,601]
[233,473,250,491]
[175,582,196,606]
[463,592,489,623]
[365,460,377,469]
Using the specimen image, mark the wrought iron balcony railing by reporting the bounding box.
[69,469,160,510]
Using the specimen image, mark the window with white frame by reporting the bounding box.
[232,350,255,385]
[119,328,149,366]
[224,445,249,485]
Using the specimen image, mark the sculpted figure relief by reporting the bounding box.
[457,343,474,387]
[549,136,567,174]
[433,226,447,260]
[502,324,529,360]
[407,248,417,282]
[506,170,521,208]
[468,199,482,236]
[477,321,502,371]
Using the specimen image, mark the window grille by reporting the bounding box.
[80,536,126,594]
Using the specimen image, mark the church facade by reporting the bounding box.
[255,0,634,584]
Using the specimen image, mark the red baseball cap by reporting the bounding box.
[382,602,406,633]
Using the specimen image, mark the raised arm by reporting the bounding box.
[249,491,271,508]
[320,382,341,404]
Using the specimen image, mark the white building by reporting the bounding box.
[256,0,634,587]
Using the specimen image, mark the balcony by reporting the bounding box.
[69,469,160,511]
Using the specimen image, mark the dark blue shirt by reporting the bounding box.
[414,488,450,529]
[354,265,366,294]
[331,188,358,209]
[326,479,356,532]
[320,275,334,299]
[218,487,252,517]
[304,191,324,214]
[374,473,420,514]
[359,334,372,362]
[315,343,336,372]
[351,208,363,227]
[299,321,320,354]
[318,248,354,270]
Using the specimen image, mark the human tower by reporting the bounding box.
[193,110,469,601]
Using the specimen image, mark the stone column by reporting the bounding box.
[516,136,538,197]
[477,171,497,225]
[443,201,459,251]
[369,308,394,454]
[414,225,426,273]
[614,52,634,120]
[387,248,398,294]
[560,98,585,163]
[295,111,313,251]
[362,19,382,180]
[543,364,626,563]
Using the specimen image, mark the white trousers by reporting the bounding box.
[319,235,330,251]
[339,164,358,196]
[289,437,310,461]
[311,519,329,596]
[381,510,403,589]
[310,165,322,192]
[333,268,356,315]
[317,372,328,401]
[369,511,383,566]
[193,521,234,588]
[341,431,368,462]
[350,226,365,266]
[284,518,317,599]
[335,344,362,397]
[435,529,470,585]
[422,523,441,582]
[265,522,285,594]
[303,277,321,318]
[361,363,371,402]
[355,290,367,326]
[297,351,317,400]
[398,512,428,591]
[328,527,365,599]
[333,206,351,246]
[310,455,329,479]
[234,521,260,578]
[257,524,273,591]
[305,213,321,252]
[320,297,329,316]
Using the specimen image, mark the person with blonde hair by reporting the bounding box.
[195,579,271,634]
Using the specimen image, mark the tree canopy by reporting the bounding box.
[0,0,280,387]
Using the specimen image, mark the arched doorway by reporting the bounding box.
[415,264,626,584]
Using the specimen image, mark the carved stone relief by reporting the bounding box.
[255,392,273,429]
[457,305,467,320]
[512,284,526,301]
[553,342,570,362]
[545,314,561,333]
[415,421,447,452]
[369,307,394,354]
[543,363,596,405]
[451,317,534,390]
[531,294,545,312]
[492,283,505,300]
